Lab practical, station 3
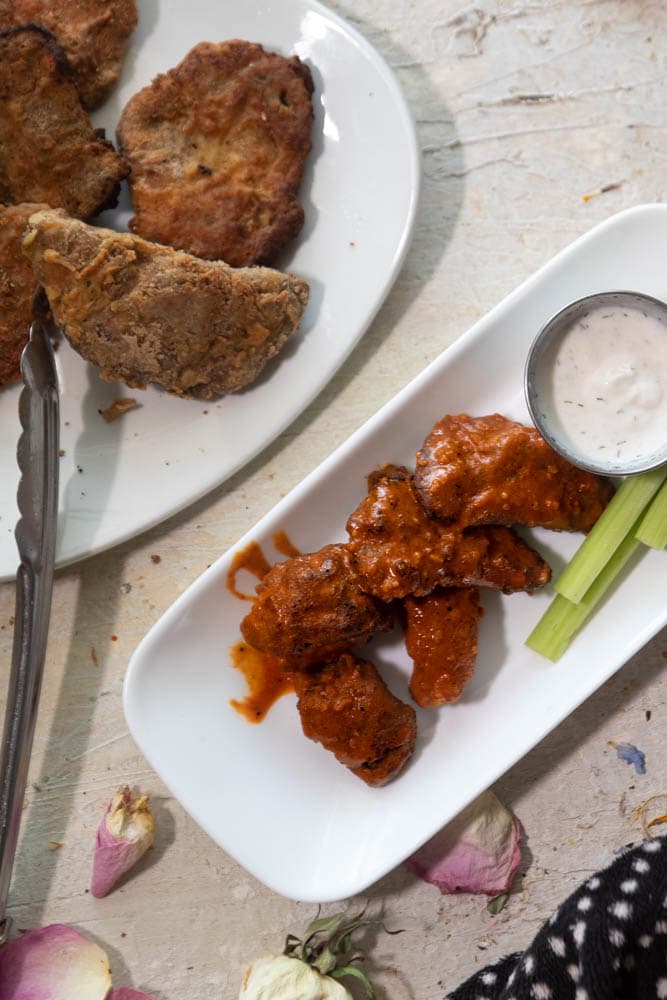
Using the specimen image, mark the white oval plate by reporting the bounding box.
[0,0,419,581]
[125,205,667,903]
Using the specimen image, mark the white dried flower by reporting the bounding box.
[239,955,351,1000]
[239,910,381,1000]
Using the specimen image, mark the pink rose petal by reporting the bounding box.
[91,786,156,898]
[0,924,111,1000]
[108,990,155,999]
[405,790,522,895]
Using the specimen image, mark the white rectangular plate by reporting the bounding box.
[124,205,667,902]
[0,0,419,580]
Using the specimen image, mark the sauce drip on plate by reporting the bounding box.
[227,533,302,722]
[272,529,302,559]
[229,642,294,723]
[226,541,272,600]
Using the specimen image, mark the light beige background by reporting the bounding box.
[1,1,666,996]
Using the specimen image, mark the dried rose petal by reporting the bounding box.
[405,790,522,895]
[0,924,112,999]
[108,990,155,999]
[91,785,156,898]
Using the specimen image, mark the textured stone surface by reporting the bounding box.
[0,1,666,997]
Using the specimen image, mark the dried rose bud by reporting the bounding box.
[405,790,522,895]
[0,924,112,999]
[240,955,352,1000]
[91,785,156,898]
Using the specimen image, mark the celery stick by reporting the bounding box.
[635,476,667,549]
[527,528,643,661]
[555,467,667,604]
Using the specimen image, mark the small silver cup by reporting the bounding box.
[524,290,667,477]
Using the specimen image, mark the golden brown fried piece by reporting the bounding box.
[0,202,49,387]
[24,209,309,400]
[0,0,137,109]
[118,40,314,267]
[346,466,551,599]
[0,26,127,217]
[415,413,613,531]
[294,653,417,786]
[404,587,482,707]
[240,544,393,668]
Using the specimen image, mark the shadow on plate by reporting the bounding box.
[56,363,124,560]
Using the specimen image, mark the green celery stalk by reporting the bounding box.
[555,467,667,604]
[635,476,667,549]
[526,528,643,661]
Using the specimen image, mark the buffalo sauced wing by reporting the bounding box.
[240,544,393,668]
[118,40,314,267]
[415,413,613,531]
[294,653,417,786]
[0,0,137,109]
[346,464,459,599]
[404,587,482,707]
[452,525,551,594]
[345,465,551,600]
[0,26,127,217]
[23,209,309,400]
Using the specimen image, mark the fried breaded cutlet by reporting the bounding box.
[240,544,393,668]
[415,413,613,532]
[0,202,49,387]
[0,26,127,218]
[294,653,417,786]
[0,0,137,109]
[118,40,314,267]
[23,209,310,400]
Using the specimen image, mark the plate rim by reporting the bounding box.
[124,203,667,901]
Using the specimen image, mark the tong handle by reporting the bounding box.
[0,563,40,943]
[0,322,59,943]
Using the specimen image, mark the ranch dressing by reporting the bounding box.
[532,303,667,473]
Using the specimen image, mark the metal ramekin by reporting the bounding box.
[524,290,667,477]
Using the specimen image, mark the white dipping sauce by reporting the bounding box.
[534,303,667,471]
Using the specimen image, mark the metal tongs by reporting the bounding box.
[0,318,59,944]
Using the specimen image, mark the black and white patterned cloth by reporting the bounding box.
[445,835,667,1000]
